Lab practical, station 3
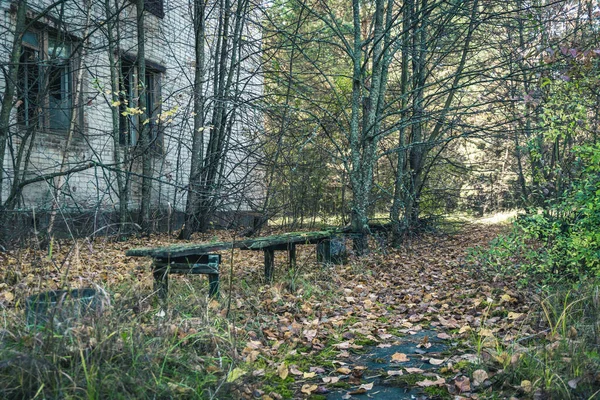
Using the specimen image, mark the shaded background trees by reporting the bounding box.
[1,0,599,246]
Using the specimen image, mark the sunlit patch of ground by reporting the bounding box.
[472,210,520,225]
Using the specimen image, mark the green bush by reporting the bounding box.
[471,144,600,285]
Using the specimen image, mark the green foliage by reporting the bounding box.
[470,143,600,285]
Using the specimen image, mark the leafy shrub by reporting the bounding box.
[471,144,600,285]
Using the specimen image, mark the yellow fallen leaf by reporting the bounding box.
[277,363,289,380]
[391,352,409,363]
[459,325,472,334]
[3,292,14,302]
[301,384,317,394]
[303,372,316,379]
[521,380,532,393]
[478,328,494,337]
[336,367,351,374]
[226,367,246,383]
[508,312,523,320]
[501,294,513,303]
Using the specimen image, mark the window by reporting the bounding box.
[145,0,164,18]
[128,0,164,18]
[17,29,74,131]
[119,58,163,148]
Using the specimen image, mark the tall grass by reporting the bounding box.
[0,280,235,399]
[480,282,600,399]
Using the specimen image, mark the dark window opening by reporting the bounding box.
[17,29,74,132]
[129,0,164,18]
[119,60,162,148]
[145,0,164,18]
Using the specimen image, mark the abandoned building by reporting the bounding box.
[0,0,264,236]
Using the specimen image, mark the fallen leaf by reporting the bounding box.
[348,382,373,396]
[226,367,246,383]
[416,376,445,387]
[472,369,488,386]
[304,329,317,342]
[568,378,581,389]
[520,380,532,393]
[478,328,494,337]
[437,332,451,340]
[303,372,316,379]
[459,325,471,334]
[387,370,403,376]
[507,312,523,320]
[277,363,289,380]
[322,376,340,384]
[334,341,351,349]
[337,367,351,375]
[501,294,513,303]
[455,376,471,392]
[429,358,445,365]
[391,352,409,363]
[301,384,317,394]
[289,366,303,376]
[405,367,424,374]
[245,350,259,363]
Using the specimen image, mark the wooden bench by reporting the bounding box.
[126,231,343,300]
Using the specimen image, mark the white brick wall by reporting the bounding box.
[0,0,263,218]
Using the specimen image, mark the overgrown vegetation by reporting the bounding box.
[466,144,600,398]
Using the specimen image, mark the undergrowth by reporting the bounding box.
[0,281,233,399]
[466,144,600,398]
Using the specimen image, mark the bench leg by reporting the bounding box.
[317,239,332,264]
[264,248,275,282]
[208,274,219,297]
[288,244,296,270]
[153,268,169,301]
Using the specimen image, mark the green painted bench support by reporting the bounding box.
[261,242,298,283]
[152,254,221,300]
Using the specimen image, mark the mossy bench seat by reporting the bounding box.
[126,231,339,299]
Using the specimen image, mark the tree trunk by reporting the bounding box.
[180,0,207,239]
[137,0,153,233]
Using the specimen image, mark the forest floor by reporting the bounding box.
[0,220,572,399]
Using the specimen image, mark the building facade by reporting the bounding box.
[0,0,263,234]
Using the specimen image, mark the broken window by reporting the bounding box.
[119,59,163,148]
[17,29,74,131]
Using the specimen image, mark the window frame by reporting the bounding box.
[17,26,79,133]
[118,55,165,151]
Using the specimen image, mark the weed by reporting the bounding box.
[423,385,451,399]
[481,282,600,399]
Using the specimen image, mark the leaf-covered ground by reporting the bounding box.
[0,223,546,399]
